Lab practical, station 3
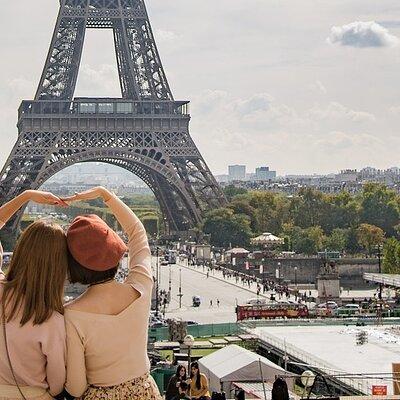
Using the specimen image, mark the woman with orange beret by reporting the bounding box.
[63,186,161,400]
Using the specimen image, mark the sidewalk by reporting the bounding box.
[177,260,269,299]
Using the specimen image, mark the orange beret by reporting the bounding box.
[66,214,127,271]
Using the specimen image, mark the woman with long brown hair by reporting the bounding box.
[189,362,210,400]
[0,190,68,400]
[62,186,161,400]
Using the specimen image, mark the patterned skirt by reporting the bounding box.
[80,373,162,400]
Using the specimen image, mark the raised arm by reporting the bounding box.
[63,187,153,294]
[0,191,66,278]
[104,194,153,287]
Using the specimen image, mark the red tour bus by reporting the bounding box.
[236,302,309,321]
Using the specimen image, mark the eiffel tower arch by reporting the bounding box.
[0,0,226,233]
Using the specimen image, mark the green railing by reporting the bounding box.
[148,322,240,342]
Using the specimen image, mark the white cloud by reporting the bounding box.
[154,29,179,43]
[315,131,382,151]
[189,89,386,173]
[327,21,399,48]
[75,64,121,97]
[389,105,400,114]
[308,102,376,123]
[316,81,327,94]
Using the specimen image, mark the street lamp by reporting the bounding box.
[184,334,195,372]
[156,246,160,317]
[178,268,183,308]
[277,262,282,284]
[376,244,383,324]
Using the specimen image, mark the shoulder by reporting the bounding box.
[40,311,66,337]
[64,292,90,313]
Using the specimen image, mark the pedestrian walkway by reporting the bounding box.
[177,260,269,299]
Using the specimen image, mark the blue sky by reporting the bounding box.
[0,0,399,175]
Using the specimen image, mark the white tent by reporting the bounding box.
[251,232,284,247]
[198,345,295,394]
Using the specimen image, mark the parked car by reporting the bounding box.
[336,303,360,316]
[192,296,201,307]
[247,298,267,306]
[317,301,338,310]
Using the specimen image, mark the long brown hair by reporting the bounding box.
[1,220,68,326]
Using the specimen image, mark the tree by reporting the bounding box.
[289,226,325,255]
[383,238,400,274]
[356,223,385,255]
[321,192,360,233]
[290,188,327,229]
[228,198,257,232]
[247,191,287,234]
[202,208,252,248]
[223,185,248,201]
[325,229,348,252]
[360,183,400,236]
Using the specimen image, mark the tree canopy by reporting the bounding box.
[202,184,400,254]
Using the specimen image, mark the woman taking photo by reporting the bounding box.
[0,190,68,400]
[63,186,161,400]
[189,362,210,400]
[165,365,187,400]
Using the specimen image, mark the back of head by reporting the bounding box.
[272,377,289,400]
[2,220,68,326]
[179,381,189,394]
[66,214,125,284]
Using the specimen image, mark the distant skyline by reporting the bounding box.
[221,163,399,178]
[0,1,400,176]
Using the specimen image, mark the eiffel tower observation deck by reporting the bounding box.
[0,0,226,235]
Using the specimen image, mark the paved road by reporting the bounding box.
[153,260,263,324]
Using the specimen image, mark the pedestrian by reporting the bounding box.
[63,187,161,399]
[209,299,213,307]
[272,377,289,400]
[189,362,211,400]
[217,299,220,307]
[0,190,68,400]
[166,365,187,400]
[206,271,209,278]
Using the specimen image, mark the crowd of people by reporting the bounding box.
[190,261,315,305]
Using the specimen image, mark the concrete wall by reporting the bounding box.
[233,257,379,289]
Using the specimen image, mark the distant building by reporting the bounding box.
[215,174,229,183]
[255,166,276,181]
[228,165,246,181]
[334,169,358,183]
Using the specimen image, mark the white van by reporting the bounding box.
[247,298,267,306]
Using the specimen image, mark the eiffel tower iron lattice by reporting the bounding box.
[0,0,226,233]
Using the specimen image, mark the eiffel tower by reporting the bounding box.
[0,0,225,234]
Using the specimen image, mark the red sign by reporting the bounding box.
[372,385,387,396]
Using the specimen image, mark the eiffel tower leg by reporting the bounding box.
[97,158,200,232]
[35,6,87,100]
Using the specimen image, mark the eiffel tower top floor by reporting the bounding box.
[58,0,150,20]
[18,99,190,119]
[61,0,145,8]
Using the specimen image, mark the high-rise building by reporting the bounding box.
[228,165,246,181]
[255,166,276,181]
